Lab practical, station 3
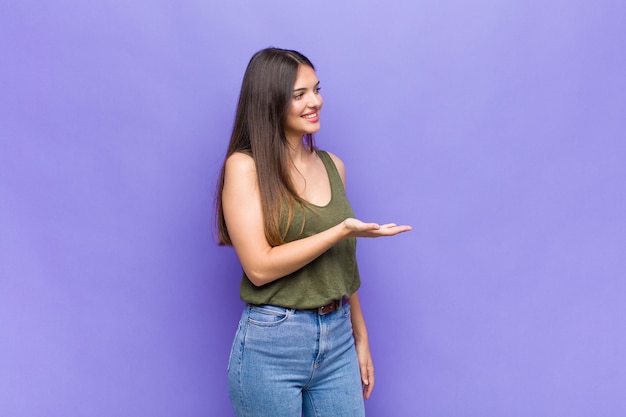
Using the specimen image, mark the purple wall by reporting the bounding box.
[2,1,625,415]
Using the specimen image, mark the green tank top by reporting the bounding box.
[239,150,360,309]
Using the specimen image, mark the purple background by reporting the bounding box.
[2,1,625,416]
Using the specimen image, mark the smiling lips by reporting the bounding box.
[302,111,319,122]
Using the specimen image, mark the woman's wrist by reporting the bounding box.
[330,219,351,241]
[339,218,356,239]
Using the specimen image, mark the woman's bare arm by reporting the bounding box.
[349,292,375,399]
[222,152,411,286]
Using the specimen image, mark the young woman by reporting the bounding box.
[216,47,411,417]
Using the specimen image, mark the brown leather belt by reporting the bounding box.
[303,298,349,315]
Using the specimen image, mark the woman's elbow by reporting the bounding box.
[243,268,274,287]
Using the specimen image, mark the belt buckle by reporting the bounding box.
[318,300,339,315]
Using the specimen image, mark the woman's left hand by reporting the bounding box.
[355,338,375,399]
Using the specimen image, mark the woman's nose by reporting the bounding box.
[308,92,322,107]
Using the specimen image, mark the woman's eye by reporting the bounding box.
[315,87,321,93]
[294,93,303,100]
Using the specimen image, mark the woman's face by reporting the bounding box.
[284,65,323,141]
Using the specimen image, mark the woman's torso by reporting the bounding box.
[239,150,360,309]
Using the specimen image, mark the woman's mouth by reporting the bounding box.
[302,112,319,122]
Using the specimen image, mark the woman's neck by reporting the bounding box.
[286,136,310,163]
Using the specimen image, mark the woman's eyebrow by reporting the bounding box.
[293,81,320,92]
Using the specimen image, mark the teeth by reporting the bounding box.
[303,113,317,119]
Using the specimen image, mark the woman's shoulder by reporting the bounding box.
[227,150,254,164]
[225,151,256,177]
[317,149,346,184]
[318,150,345,172]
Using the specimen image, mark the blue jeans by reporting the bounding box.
[228,303,365,417]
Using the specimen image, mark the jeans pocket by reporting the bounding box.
[247,305,290,327]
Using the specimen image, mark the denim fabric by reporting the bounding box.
[228,303,365,417]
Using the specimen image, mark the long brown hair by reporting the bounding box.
[215,47,316,247]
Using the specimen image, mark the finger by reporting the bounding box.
[383,225,412,234]
[379,223,397,228]
[361,362,374,399]
[363,381,373,400]
[363,370,374,399]
[359,222,380,231]
[360,363,369,387]
[374,226,410,236]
